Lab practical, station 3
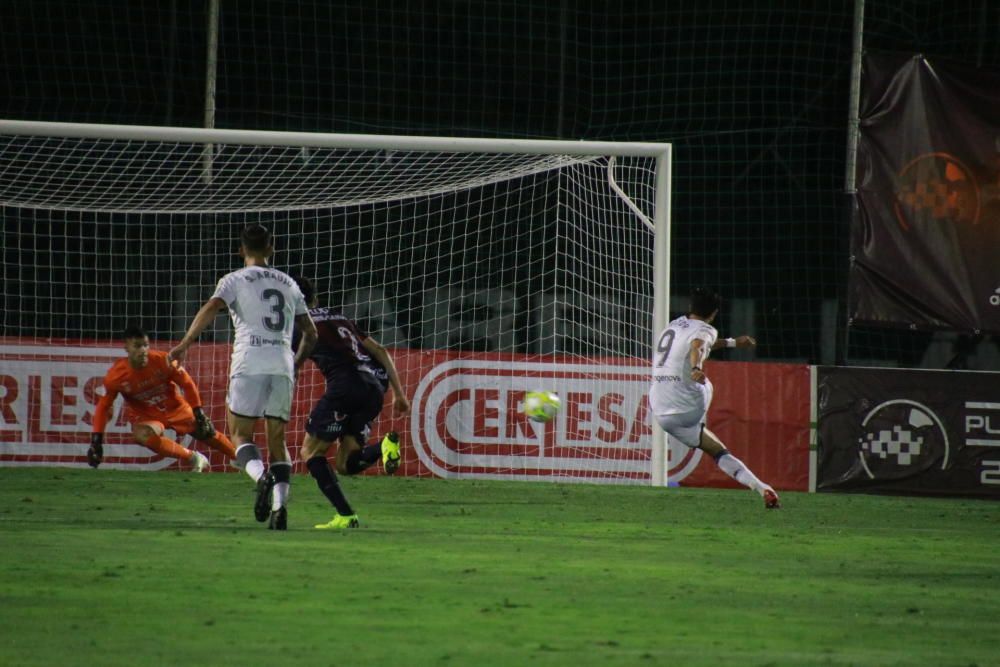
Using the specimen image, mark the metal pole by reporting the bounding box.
[976,0,988,68]
[165,0,178,125]
[650,148,672,487]
[202,0,220,184]
[844,0,865,193]
[556,0,568,138]
[839,0,865,366]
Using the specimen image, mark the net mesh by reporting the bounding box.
[0,134,661,480]
[0,136,596,212]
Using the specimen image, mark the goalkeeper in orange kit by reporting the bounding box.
[87,325,237,470]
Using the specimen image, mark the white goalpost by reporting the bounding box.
[0,119,672,485]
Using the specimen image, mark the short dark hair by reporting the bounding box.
[241,224,272,253]
[689,287,722,318]
[291,274,316,304]
[122,324,148,340]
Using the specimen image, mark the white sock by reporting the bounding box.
[272,482,289,510]
[716,453,766,495]
[245,459,265,482]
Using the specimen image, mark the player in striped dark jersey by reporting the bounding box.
[291,275,410,530]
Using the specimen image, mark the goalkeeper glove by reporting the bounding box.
[192,407,216,440]
[87,433,104,468]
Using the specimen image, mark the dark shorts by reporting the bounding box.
[305,375,385,443]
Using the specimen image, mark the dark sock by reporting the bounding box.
[359,443,382,465]
[271,462,292,484]
[345,447,377,475]
[306,456,354,516]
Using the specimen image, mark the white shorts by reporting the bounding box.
[652,380,713,448]
[654,407,707,448]
[227,374,294,422]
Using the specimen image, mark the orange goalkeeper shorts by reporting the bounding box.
[125,401,197,436]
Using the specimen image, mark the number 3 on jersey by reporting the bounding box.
[261,288,286,332]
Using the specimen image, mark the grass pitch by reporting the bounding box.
[1,468,997,666]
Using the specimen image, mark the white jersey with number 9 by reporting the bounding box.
[212,266,308,380]
[648,315,718,416]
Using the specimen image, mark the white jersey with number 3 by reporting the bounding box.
[212,266,307,380]
[649,315,718,416]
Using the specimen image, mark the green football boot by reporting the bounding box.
[381,431,401,475]
[314,514,360,530]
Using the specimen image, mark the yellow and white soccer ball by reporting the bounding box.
[522,390,561,423]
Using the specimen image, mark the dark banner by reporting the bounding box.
[850,53,1000,333]
[817,366,1000,498]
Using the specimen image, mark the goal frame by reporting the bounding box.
[0,118,672,486]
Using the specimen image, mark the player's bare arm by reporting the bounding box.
[362,337,411,415]
[169,297,227,362]
[689,339,707,384]
[293,312,318,370]
[711,335,757,351]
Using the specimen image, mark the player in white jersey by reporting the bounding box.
[170,224,318,529]
[649,287,780,509]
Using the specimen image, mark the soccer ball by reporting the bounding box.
[522,390,561,423]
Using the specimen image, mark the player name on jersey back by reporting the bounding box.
[212,266,307,379]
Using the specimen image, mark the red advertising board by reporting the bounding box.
[0,339,810,490]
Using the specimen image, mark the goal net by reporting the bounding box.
[0,120,671,484]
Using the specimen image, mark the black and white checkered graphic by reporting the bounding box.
[856,399,950,480]
[860,425,922,466]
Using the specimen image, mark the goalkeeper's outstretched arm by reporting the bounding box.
[87,382,119,468]
[167,360,204,408]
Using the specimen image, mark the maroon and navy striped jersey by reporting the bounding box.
[294,307,387,388]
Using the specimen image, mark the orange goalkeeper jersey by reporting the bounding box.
[92,350,203,433]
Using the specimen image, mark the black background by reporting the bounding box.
[3,1,999,363]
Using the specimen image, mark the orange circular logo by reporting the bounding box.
[893,152,980,230]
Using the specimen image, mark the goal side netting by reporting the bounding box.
[0,121,671,485]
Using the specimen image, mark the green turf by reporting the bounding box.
[1,468,997,666]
